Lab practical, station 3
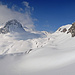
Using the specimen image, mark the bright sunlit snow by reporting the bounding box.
[0,22,75,75]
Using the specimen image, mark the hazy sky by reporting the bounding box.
[0,0,75,32]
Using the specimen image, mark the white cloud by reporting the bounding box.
[23,1,30,8]
[0,1,35,30]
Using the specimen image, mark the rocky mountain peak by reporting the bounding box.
[0,19,25,34]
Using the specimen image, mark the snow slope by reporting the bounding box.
[0,19,47,55]
[0,23,75,75]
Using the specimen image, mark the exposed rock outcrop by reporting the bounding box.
[58,27,67,33]
[58,28,61,31]
[61,28,67,33]
[67,22,75,37]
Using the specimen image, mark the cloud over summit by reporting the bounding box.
[0,1,35,30]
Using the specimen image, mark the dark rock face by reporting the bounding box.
[61,28,67,33]
[68,22,75,37]
[58,27,67,33]
[58,28,61,31]
[0,28,9,34]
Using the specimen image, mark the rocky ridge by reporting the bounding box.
[67,22,75,37]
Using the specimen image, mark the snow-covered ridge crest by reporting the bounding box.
[56,24,72,33]
[56,23,75,37]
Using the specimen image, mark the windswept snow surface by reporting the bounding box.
[1,24,75,75]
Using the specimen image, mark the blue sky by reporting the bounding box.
[0,0,75,32]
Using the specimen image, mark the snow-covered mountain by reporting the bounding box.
[0,20,75,75]
[0,19,48,55]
